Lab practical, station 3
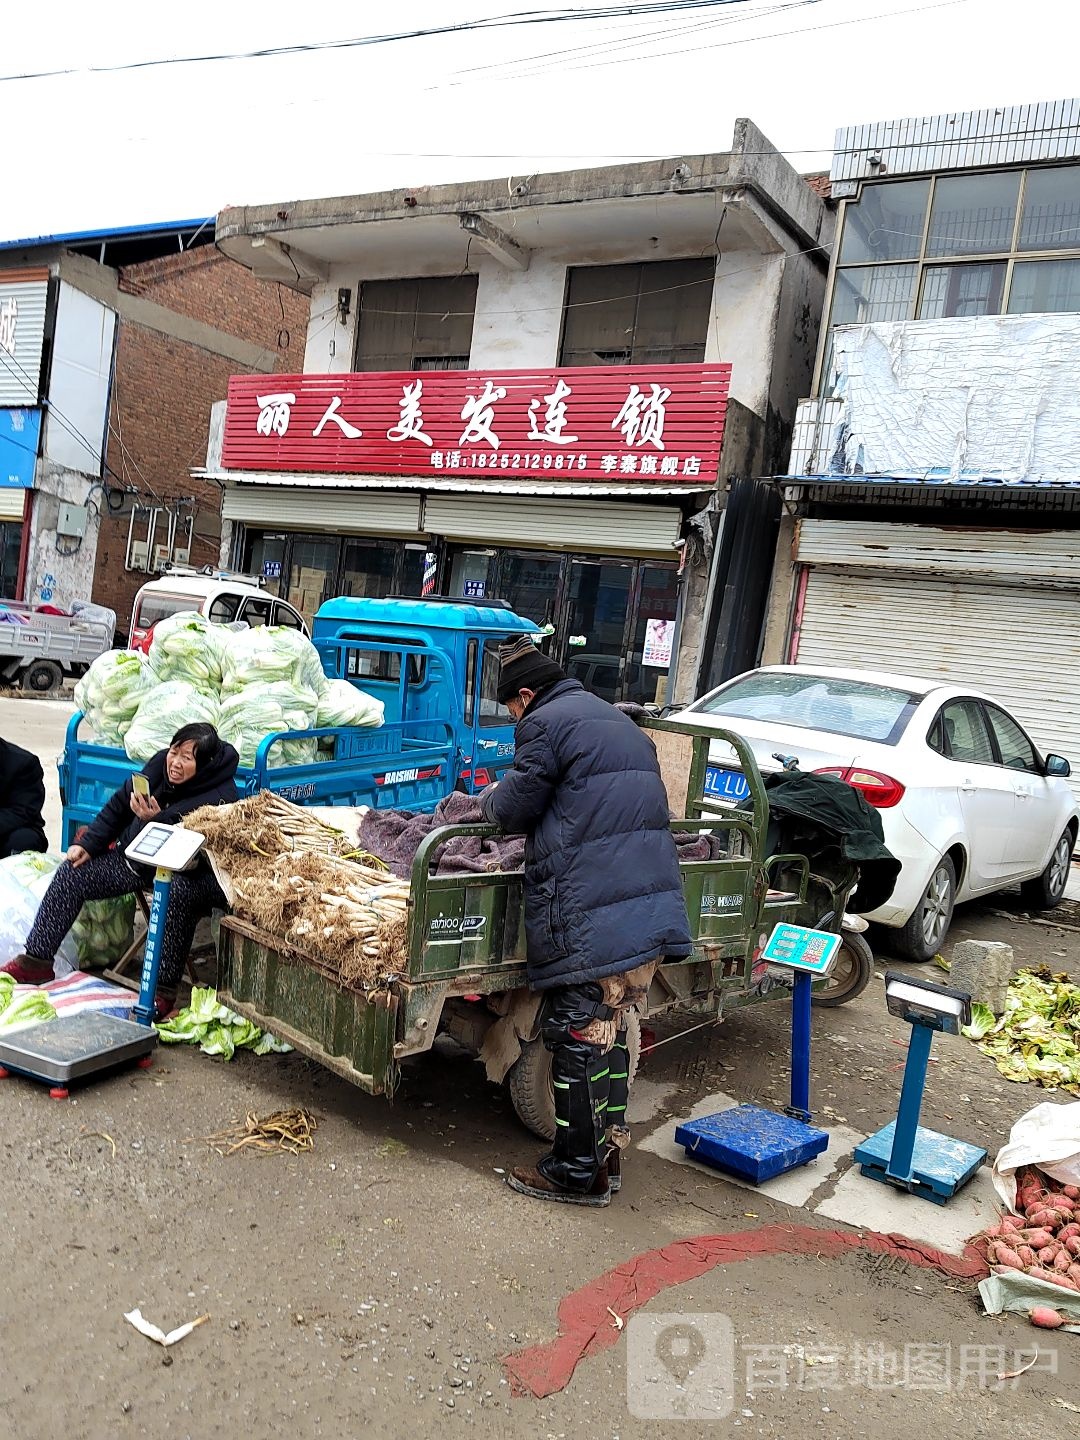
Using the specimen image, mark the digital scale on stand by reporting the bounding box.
[853,970,987,1205]
[0,825,206,1098]
[675,922,842,1183]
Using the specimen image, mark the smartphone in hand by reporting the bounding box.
[132,773,151,798]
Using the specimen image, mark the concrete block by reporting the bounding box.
[948,939,1013,1016]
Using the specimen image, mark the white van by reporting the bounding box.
[129,568,307,652]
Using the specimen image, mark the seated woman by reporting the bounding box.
[1,723,239,1017]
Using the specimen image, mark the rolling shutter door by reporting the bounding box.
[222,486,422,535]
[795,569,1080,801]
[0,489,25,521]
[423,495,681,555]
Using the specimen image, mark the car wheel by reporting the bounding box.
[894,855,956,963]
[1019,827,1074,911]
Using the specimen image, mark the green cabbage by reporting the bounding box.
[123,682,220,762]
[155,985,290,1058]
[74,650,157,747]
[220,626,328,699]
[71,894,136,968]
[148,611,227,690]
[0,975,58,1034]
[315,678,384,730]
[217,683,318,769]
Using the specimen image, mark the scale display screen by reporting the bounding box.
[123,824,206,873]
[761,922,843,976]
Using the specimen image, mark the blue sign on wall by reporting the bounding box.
[0,408,41,489]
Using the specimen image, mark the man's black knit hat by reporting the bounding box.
[496,635,566,704]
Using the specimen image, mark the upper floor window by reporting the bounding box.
[558,259,713,367]
[354,275,477,371]
[822,163,1080,389]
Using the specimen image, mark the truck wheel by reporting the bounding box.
[508,1010,641,1141]
[21,659,64,695]
[810,930,874,1007]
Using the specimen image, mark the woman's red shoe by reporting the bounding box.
[0,954,54,985]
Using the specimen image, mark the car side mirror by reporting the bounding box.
[1045,754,1071,778]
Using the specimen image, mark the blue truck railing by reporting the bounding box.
[59,712,456,848]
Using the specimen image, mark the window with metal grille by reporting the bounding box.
[354,275,478,371]
[558,259,713,367]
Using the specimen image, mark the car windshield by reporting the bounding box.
[697,672,921,745]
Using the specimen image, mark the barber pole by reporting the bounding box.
[422,552,439,596]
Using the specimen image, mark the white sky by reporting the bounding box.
[2,0,1076,240]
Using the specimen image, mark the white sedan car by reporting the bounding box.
[681,665,1078,962]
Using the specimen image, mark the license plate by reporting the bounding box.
[704,765,750,802]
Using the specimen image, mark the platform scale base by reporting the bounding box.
[854,1121,986,1206]
[674,930,840,1185]
[0,1012,157,1096]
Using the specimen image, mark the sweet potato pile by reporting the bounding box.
[979,1165,1080,1293]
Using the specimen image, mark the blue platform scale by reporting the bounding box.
[674,923,840,1184]
[0,825,206,1097]
[853,970,986,1205]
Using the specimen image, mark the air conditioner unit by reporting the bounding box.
[128,541,149,572]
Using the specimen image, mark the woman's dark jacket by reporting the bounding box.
[0,738,46,842]
[481,678,691,989]
[79,744,240,862]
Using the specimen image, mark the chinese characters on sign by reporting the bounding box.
[0,298,17,356]
[223,364,730,484]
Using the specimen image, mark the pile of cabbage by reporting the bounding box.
[0,852,136,973]
[156,985,291,1058]
[75,613,384,769]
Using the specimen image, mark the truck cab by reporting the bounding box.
[312,595,538,793]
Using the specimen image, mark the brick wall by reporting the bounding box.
[93,249,306,631]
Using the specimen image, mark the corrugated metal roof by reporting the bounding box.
[196,467,711,498]
[779,472,1080,491]
[831,97,1080,183]
[0,217,214,250]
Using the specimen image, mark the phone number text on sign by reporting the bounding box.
[429,450,704,476]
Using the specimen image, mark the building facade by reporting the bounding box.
[0,224,306,631]
[207,121,832,704]
[762,97,1080,788]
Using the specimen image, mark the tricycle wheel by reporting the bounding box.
[810,930,874,1008]
[508,1010,641,1141]
[21,659,64,695]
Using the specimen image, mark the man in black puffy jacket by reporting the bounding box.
[482,637,691,1206]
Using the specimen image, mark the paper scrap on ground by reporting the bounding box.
[124,1308,210,1347]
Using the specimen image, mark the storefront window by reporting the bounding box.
[287,537,337,625]
[244,533,286,596]
[342,540,396,599]
[449,550,494,601]
[499,552,561,631]
[627,565,680,705]
[400,546,429,596]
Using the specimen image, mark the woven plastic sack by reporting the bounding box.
[0,852,78,972]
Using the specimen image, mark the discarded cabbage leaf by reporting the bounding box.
[0,983,58,1034]
[962,1002,997,1041]
[964,967,1080,1095]
[155,986,290,1059]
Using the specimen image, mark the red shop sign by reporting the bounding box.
[221,363,730,484]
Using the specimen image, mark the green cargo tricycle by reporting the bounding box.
[216,719,872,1139]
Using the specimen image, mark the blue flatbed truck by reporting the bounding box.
[59,596,539,846]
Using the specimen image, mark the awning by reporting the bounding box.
[195,467,711,499]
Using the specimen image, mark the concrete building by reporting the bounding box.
[207,120,831,704]
[0,223,306,632]
[762,97,1080,791]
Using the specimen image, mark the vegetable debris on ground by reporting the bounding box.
[155,986,291,1060]
[963,966,1080,1093]
[197,1107,318,1156]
